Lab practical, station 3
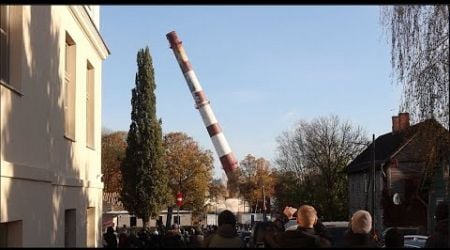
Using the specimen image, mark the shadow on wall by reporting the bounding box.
[1,5,89,247]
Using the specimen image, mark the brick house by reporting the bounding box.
[346,113,449,234]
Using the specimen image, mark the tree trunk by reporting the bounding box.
[143,217,149,229]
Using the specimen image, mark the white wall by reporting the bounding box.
[1,5,108,247]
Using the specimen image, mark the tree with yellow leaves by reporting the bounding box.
[163,132,214,220]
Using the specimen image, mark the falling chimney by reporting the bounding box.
[398,112,410,131]
[392,116,400,133]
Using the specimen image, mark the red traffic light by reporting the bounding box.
[176,192,183,207]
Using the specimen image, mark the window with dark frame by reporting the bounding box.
[1,6,9,85]
[64,33,76,141]
[86,61,95,149]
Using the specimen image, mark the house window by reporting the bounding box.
[174,215,180,225]
[1,5,9,85]
[64,209,76,247]
[364,173,368,193]
[65,33,76,141]
[86,207,95,247]
[86,61,95,149]
[0,221,22,247]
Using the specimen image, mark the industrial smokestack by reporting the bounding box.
[166,31,240,198]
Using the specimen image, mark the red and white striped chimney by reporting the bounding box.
[166,31,240,197]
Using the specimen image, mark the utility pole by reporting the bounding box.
[372,134,376,235]
[262,184,267,222]
[178,175,181,226]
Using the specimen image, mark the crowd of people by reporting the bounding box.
[103,201,448,248]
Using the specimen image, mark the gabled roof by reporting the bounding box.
[346,119,446,174]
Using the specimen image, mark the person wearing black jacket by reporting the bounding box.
[103,226,118,248]
[342,210,379,248]
[264,205,331,248]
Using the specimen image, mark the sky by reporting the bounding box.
[100,6,402,179]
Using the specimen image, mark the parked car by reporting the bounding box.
[381,227,423,238]
[322,221,349,247]
[285,220,349,247]
[284,218,298,231]
[403,235,428,248]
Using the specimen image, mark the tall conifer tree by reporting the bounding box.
[120,47,169,227]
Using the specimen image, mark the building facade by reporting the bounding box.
[347,113,449,235]
[0,5,109,247]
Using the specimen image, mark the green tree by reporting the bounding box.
[120,47,169,228]
[274,115,367,220]
[381,6,449,128]
[163,132,214,220]
[272,169,320,213]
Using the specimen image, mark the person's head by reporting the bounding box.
[172,223,180,230]
[218,210,236,226]
[296,205,318,228]
[351,210,372,234]
[107,226,115,234]
[384,227,404,248]
[435,201,448,222]
[194,226,202,235]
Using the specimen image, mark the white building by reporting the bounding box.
[0,5,109,247]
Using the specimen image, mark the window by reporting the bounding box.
[64,209,76,247]
[86,207,95,247]
[174,215,180,225]
[65,33,76,141]
[0,5,21,93]
[1,5,9,85]
[0,221,22,247]
[86,61,95,148]
[363,173,368,193]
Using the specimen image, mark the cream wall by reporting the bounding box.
[1,5,109,247]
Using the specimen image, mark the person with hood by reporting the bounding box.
[103,226,118,248]
[342,210,379,248]
[425,201,448,248]
[203,210,245,248]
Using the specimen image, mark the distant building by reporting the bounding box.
[346,113,449,234]
[1,5,109,247]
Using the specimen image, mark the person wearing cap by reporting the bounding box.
[425,201,449,248]
[342,210,379,248]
